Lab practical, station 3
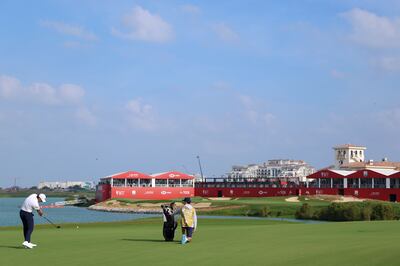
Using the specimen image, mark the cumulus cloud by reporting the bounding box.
[0,75,21,99]
[0,74,85,106]
[28,83,59,105]
[75,107,97,126]
[0,74,95,127]
[59,84,85,104]
[40,20,97,41]
[342,8,400,48]
[212,23,239,43]
[112,6,173,43]
[125,98,158,131]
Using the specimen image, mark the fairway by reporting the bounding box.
[1,218,399,266]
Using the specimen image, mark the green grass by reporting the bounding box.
[1,218,400,266]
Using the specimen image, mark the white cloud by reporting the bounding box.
[181,4,201,15]
[0,75,21,99]
[28,83,59,105]
[0,74,85,106]
[342,8,400,48]
[112,6,173,43]
[125,98,158,131]
[76,107,97,126]
[40,20,97,41]
[59,84,85,104]
[212,23,239,43]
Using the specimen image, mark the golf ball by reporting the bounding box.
[76,226,79,229]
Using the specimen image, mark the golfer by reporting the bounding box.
[180,197,197,244]
[20,193,46,249]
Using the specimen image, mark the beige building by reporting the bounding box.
[332,144,400,171]
[333,144,366,168]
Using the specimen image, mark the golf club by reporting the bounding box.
[43,216,61,229]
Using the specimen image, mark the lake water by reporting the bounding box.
[0,197,157,227]
[0,198,322,227]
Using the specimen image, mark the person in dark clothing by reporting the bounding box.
[161,202,177,241]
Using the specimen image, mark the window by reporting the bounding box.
[332,179,344,188]
[320,178,331,188]
[100,179,111,185]
[155,179,167,187]
[112,179,125,187]
[374,178,386,188]
[127,179,138,187]
[140,179,152,187]
[360,178,372,188]
[181,179,193,187]
[347,178,358,188]
[168,179,179,187]
[390,179,399,189]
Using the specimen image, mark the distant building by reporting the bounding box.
[303,144,400,202]
[229,159,315,182]
[332,143,400,171]
[38,181,95,190]
[333,144,366,168]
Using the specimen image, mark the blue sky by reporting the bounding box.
[1,0,400,187]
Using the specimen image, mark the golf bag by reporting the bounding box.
[161,205,177,241]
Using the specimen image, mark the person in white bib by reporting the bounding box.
[20,193,46,249]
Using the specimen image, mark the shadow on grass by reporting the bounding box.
[0,245,25,249]
[122,238,179,243]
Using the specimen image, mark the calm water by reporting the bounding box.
[0,198,321,227]
[0,197,157,227]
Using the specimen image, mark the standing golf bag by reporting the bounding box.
[161,205,177,241]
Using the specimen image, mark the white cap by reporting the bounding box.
[38,193,46,203]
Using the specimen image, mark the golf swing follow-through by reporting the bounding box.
[19,193,47,249]
[42,216,61,229]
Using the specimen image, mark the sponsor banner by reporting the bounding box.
[111,187,194,200]
[194,188,299,197]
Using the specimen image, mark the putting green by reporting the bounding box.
[0,218,399,266]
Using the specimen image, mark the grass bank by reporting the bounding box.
[108,196,332,218]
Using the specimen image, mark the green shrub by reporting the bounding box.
[312,202,395,221]
[342,204,361,221]
[259,206,271,217]
[295,203,314,220]
[361,206,372,221]
[371,203,394,220]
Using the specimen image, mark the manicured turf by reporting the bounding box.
[1,218,399,266]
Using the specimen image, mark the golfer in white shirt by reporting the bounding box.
[20,193,46,249]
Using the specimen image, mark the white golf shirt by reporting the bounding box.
[21,194,41,213]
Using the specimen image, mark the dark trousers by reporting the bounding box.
[163,222,177,241]
[20,210,34,242]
